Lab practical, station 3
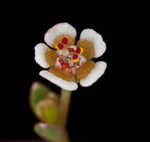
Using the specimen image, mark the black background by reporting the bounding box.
[0,13,112,141]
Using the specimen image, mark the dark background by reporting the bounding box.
[0,14,112,141]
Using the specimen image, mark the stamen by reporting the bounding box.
[76,47,81,53]
[80,47,83,54]
[55,45,86,75]
[73,57,79,63]
[62,37,68,44]
[73,54,78,59]
[59,59,64,65]
[68,48,75,52]
[58,44,64,49]
[62,63,68,70]
[76,47,83,54]
[55,45,59,50]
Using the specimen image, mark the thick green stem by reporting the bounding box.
[59,89,72,128]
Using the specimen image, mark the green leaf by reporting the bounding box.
[35,98,59,124]
[30,82,60,124]
[34,122,66,142]
[30,82,49,112]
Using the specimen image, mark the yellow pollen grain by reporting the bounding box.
[55,45,59,50]
[73,57,79,63]
[77,40,94,59]
[80,47,84,54]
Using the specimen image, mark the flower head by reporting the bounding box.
[35,23,107,91]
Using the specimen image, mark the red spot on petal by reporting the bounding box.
[58,44,64,49]
[62,37,68,44]
[73,54,78,59]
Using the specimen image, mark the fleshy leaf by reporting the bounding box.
[35,97,59,124]
[34,122,69,142]
[30,82,59,123]
[30,82,49,112]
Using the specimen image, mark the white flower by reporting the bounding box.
[35,23,107,91]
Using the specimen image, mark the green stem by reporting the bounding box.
[59,89,72,128]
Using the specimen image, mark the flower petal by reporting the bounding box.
[34,43,50,68]
[39,70,78,91]
[53,34,75,48]
[49,67,76,82]
[80,61,107,87]
[44,23,77,47]
[77,40,94,59]
[45,48,58,66]
[80,29,106,58]
[76,61,95,80]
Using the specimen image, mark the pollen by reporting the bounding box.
[73,57,79,63]
[55,45,59,50]
[76,47,84,54]
[55,44,87,76]
[80,47,83,54]
[55,44,64,50]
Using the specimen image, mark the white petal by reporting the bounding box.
[39,70,78,91]
[34,43,50,68]
[80,61,107,87]
[80,29,106,58]
[44,23,77,47]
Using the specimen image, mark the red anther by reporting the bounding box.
[62,63,68,69]
[62,37,68,44]
[73,54,78,59]
[68,48,74,52]
[76,47,81,53]
[58,44,64,49]
[59,59,64,65]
